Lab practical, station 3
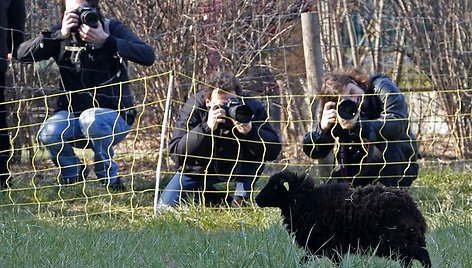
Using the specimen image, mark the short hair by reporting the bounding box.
[203,71,242,100]
[60,0,104,22]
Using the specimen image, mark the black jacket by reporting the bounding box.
[17,19,155,123]
[0,0,25,73]
[169,90,281,181]
[303,74,418,186]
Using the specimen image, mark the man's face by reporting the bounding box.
[66,0,88,12]
[205,89,235,109]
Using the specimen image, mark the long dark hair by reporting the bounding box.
[318,68,371,121]
[60,0,105,22]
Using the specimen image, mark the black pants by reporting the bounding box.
[0,74,10,187]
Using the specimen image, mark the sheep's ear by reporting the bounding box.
[283,181,290,191]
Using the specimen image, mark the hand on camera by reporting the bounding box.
[320,101,337,131]
[338,116,357,130]
[61,11,80,38]
[321,101,360,130]
[207,105,227,131]
[79,21,109,45]
[232,120,252,135]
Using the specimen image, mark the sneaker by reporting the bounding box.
[231,195,249,208]
[101,177,126,191]
[60,165,89,185]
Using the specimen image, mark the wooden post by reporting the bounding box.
[154,72,174,217]
[301,12,334,179]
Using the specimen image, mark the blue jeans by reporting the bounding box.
[158,172,257,207]
[38,108,131,181]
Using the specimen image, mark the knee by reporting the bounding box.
[79,109,103,137]
[39,123,63,145]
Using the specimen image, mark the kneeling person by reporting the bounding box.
[158,71,281,208]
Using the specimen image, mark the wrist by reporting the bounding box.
[201,122,212,133]
[98,33,109,45]
[60,29,70,39]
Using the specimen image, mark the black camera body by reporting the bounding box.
[337,99,359,120]
[218,97,254,129]
[71,4,99,33]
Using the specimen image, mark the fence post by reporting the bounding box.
[301,12,334,178]
[154,72,174,217]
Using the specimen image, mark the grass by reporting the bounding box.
[0,167,471,267]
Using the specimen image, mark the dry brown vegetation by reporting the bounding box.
[5,0,472,169]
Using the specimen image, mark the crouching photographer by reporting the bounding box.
[303,68,419,187]
[158,71,281,209]
[17,0,155,190]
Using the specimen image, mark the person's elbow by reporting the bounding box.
[139,46,155,66]
[16,45,30,62]
[303,143,317,159]
[142,49,155,66]
[264,142,282,161]
[378,120,408,141]
[302,139,328,159]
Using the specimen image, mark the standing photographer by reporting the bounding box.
[0,0,25,189]
[158,71,281,209]
[303,69,418,187]
[17,0,155,190]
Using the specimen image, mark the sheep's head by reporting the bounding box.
[255,170,309,209]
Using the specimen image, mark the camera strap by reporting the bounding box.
[62,35,86,72]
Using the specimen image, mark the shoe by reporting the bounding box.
[60,165,89,185]
[101,177,126,191]
[231,195,249,208]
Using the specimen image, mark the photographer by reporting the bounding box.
[0,0,25,189]
[158,71,281,209]
[17,0,155,190]
[303,69,418,187]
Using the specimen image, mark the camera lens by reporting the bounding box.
[337,99,358,120]
[231,105,254,123]
[81,10,99,28]
[221,97,254,126]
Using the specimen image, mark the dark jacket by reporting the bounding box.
[17,19,155,124]
[0,0,25,73]
[169,90,281,181]
[303,74,418,186]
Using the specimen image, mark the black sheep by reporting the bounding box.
[255,170,431,267]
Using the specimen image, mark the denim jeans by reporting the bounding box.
[38,108,131,181]
[158,172,257,207]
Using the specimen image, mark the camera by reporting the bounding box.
[71,4,99,33]
[336,99,359,120]
[219,97,254,128]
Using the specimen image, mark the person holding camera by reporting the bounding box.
[17,0,155,190]
[158,71,281,209]
[0,0,25,189]
[303,69,419,187]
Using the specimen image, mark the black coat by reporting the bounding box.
[169,90,281,181]
[17,19,155,123]
[303,74,418,186]
[0,0,25,73]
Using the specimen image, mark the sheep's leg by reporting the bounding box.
[410,246,432,268]
[399,246,432,268]
[399,254,413,268]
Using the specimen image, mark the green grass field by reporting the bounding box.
[0,167,471,267]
